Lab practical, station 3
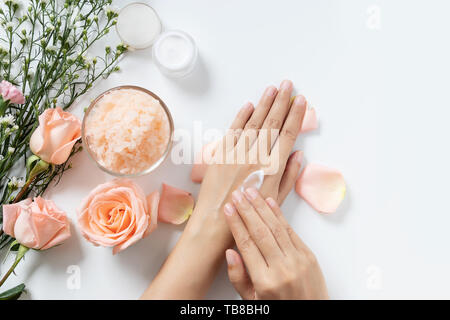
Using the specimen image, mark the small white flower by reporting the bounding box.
[7,146,15,153]
[8,176,24,189]
[12,124,18,130]
[82,54,93,66]
[46,45,58,53]
[0,155,4,161]
[5,21,14,30]
[104,5,119,15]
[0,114,15,126]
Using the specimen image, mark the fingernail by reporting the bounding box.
[232,190,243,203]
[226,250,236,266]
[241,102,253,112]
[280,80,292,91]
[224,203,235,216]
[265,86,277,97]
[293,95,306,106]
[266,197,278,208]
[244,187,258,200]
[295,151,303,164]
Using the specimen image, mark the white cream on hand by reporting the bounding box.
[116,3,162,49]
[152,30,198,78]
[240,170,265,192]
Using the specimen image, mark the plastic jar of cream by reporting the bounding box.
[116,3,162,50]
[152,30,198,78]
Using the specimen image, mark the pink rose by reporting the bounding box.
[30,107,81,165]
[77,179,158,254]
[2,197,71,250]
[0,80,25,104]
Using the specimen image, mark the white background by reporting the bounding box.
[3,0,450,299]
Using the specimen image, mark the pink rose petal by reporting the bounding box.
[299,107,318,134]
[144,191,160,237]
[295,164,346,214]
[158,184,194,225]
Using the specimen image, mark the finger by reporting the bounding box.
[235,86,278,152]
[265,95,306,181]
[225,249,256,300]
[230,102,255,130]
[266,197,308,251]
[277,95,307,160]
[224,202,267,279]
[231,190,284,263]
[259,80,293,152]
[243,188,296,255]
[277,151,303,203]
[245,86,278,130]
[217,102,254,161]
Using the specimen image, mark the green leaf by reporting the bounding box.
[0,283,26,300]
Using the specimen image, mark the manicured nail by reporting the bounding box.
[224,203,235,216]
[293,95,306,106]
[232,190,243,203]
[280,80,292,91]
[265,86,277,97]
[244,187,258,200]
[226,249,237,266]
[295,151,303,164]
[266,197,278,209]
[240,102,253,114]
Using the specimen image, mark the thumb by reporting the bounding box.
[225,249,255,300]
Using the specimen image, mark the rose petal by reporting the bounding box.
[2,198,32,236]
[144,191,160,237]
[299,107,318,134]
[158,184,194,225]
[190,140,219,183]
[295,164,346,214]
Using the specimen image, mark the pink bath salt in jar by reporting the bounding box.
[82,86,174,176]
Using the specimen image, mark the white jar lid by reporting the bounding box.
[152,30,198,78]
[116,3,162,50]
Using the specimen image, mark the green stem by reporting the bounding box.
[0,244,29,287]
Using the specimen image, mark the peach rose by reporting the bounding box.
[2,197,71,250]
[30,107,81,165]
[0,80,25,104]
[77,179,158,254]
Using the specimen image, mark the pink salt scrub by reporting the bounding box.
[84,88,171,175]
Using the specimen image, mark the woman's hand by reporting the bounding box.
[191,80,307,238]
[224,188,328,300]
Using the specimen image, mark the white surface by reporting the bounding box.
[3,0,450,299]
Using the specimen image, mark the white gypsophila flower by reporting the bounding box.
[82,54,93,66]
[104,5,119,15]
[0,155,3,161]
[12,124,18,130]
[7,146,15,153]
[8,176,24,189]
[5,0,21,7]
[5,21,14,30]
[46,45,58,53]
[0,114,15,126]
